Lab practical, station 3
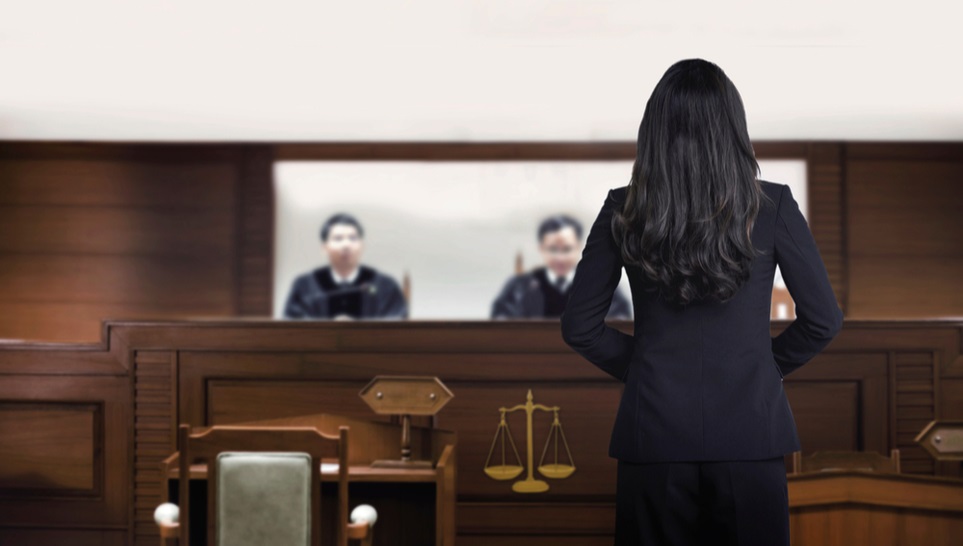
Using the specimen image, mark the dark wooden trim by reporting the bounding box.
[846,142,963,161]
[273,141,816,161]
[840,143,851,313]
[273,141,637,161]
[2,140,955,160]
[753,141,812,158]
[0,139,828,161]
[0,142,241,162]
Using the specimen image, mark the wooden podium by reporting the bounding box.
[159,413,456,546]
[788,470,963,546]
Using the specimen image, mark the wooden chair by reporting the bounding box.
[154,424,374,546]
[402,270,411,304]
[791,449,901,475]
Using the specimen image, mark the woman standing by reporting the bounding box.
[560,59,843,545]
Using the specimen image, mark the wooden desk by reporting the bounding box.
[1,319,962,546]
[159,414,456,546]
[788,470,963,546]
[169,461,440,483]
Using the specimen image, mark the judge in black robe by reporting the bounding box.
[492,266,632,319]
[283,213,407,320]
[284,264,407,319]
[491,214,632,320]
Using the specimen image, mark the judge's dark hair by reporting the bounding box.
[538,215,583,242]
[320,213,364,242]
[612,58,774,306]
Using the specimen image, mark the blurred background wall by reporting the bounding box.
[0,1,960,142]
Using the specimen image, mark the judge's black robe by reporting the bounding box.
[491,266,632,319]
[283,264,407,319]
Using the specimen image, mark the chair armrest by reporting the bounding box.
[348,504,377,544]
[346,521,370,540]
[158,522,180,540]
[154,502,180,540]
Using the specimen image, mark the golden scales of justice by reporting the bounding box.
[483,389,576,493]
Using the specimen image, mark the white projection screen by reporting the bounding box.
[273,160,807,319]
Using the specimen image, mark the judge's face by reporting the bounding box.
[539,227,580,278]
[323,224,363,270]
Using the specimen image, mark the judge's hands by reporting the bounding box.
[333,314,355,321]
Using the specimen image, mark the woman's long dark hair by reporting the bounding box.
[612,58,773,306]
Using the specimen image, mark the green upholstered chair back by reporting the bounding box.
[216,452,312,546]
[177,424,350,546]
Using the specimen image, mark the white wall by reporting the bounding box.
[1,1,960,141]
[273,159,806,318]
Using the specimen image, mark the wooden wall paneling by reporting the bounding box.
[171,348,625,543]
[0,143,242,342]
[938,377,963,479]
[440,381,621,498]
[0,318,959,545]
[832,324,961,375]
[806,143,847,313]
[936,323,963,478]
[0,206,234,256]
[131,350,176,546]
[205,379,386,425]
[783,382,860,451]
[0,402,101,493]
[0,154,236,206]
[457,502,617,540]
[827,322,963,477]
[0,373,129,530]
[0,335,129,546]
[893,351,938,474]
[457,538,614,546]
[785,351,890,455]
[127,319,958,545]
[789,505,963,546]
[0,528,127,546]
[235,145,275,316]
[939,322,963,377]
[0,303,229,344]
[844,144,963,318]
[0,343,124,376]
[0,255,233,307]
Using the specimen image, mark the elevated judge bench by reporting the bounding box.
[1,319,962,545]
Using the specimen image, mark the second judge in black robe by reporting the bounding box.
[283,213,407,320]
[492,214,632,319]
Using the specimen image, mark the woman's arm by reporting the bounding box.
[771,184,845,377]
[560,189,635,381]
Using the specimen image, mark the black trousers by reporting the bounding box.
[615,457,789,546]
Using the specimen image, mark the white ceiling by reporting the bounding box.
[1,0,960,141]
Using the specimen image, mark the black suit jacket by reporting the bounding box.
[560,182,843,462]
